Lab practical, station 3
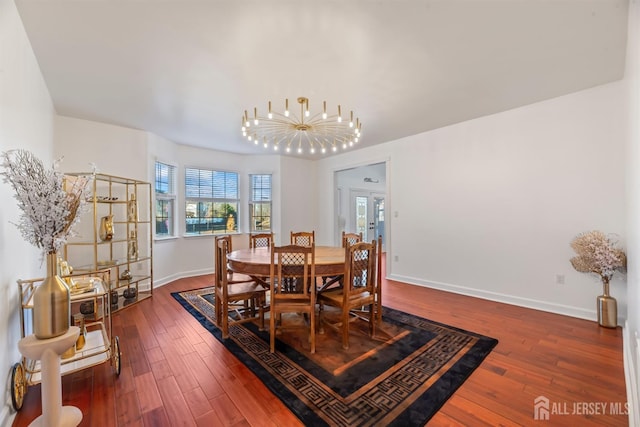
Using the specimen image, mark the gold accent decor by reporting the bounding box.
[241,96,362,155]
[597,278,617,328]
[99,215,114,241]
[33,252,71,339]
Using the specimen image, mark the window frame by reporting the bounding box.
[184,167,240,236]
[154,161,177,239]
[249,173,272,233]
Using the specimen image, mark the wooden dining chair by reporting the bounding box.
[318,240,378,350]
[375,235,383,326]
[290,230,315,247]
[269,243,317,353]
[214,237,267,339]
[249,232,273,249]
[214,235,253,283]
[342,231,363,248]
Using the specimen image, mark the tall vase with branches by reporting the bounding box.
[1,149,91,338]
[570,230,626,328]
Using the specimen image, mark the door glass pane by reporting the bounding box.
[356,196,368,240]
[373,197,385,245]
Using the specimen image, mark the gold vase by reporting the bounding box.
[597,278,617,328]
[33,252,71,339]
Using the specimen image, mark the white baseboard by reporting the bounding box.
[153,268,214,288]
[387,273,600,322]
[624,322,639,427]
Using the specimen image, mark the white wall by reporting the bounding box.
[279,156,319,244]
[318,81,627,322]
[55,115,149,181]
[0,0,56,424]
[624,0,640,424]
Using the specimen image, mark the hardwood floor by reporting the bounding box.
[12,269,628,426]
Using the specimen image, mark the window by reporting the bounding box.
[155,162,176,237]
[185,167,239,235]
[249,174,272,232]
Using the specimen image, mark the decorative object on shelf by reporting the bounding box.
[110,290,119,305]
[99,215,114,241]
[74,314,86,351]
[570,230,627,328]
[1,149,91,339]
[119,269,132,281]
[79,301,95,315]
[123,287,137,300]
[241,96,362,155]
[127,230,138,260]
[58,257,75,287]
[127,193,138,222]
[94,195,118,202]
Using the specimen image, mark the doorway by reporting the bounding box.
[334,162,387,249]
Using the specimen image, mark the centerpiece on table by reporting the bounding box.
[1,149,91,339]
[570,230,626,328]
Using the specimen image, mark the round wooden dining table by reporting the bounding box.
[227,246,346,277]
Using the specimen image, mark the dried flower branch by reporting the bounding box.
[570,230,626,284]
[1,149,92,258]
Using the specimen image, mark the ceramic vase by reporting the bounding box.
[33,252,71,339]
[597,278,617,328]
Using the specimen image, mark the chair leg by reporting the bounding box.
[258,295,265,331]
[222,299,229,339]
[270,309,276,353]
[215,291,222,328]
[310,309,316,354]
[342,306,350,350]
[369,302,375,338]
[318,301,325,334]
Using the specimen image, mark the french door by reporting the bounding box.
[351,190,385,246]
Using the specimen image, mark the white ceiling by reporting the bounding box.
[16,0,629,159]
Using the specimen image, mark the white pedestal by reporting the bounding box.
[18,327,83,427]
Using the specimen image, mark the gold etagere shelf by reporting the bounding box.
[63,173,153,313]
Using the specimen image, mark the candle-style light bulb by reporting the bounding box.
[254,108,259,125]
[337,105,342,122]
[284,99,289,117]
[268,101,272,119]
[322,101,327,119]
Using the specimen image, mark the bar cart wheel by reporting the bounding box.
[11,361,26,411]
[112,336,121,376]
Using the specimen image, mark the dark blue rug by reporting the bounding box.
[172,287,498,426]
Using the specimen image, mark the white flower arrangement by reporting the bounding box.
[1,149,91,258]
[570,230,626,284]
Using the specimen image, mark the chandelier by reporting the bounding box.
[241,97,362,155]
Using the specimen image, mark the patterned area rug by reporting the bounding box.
[172,287,498,426]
